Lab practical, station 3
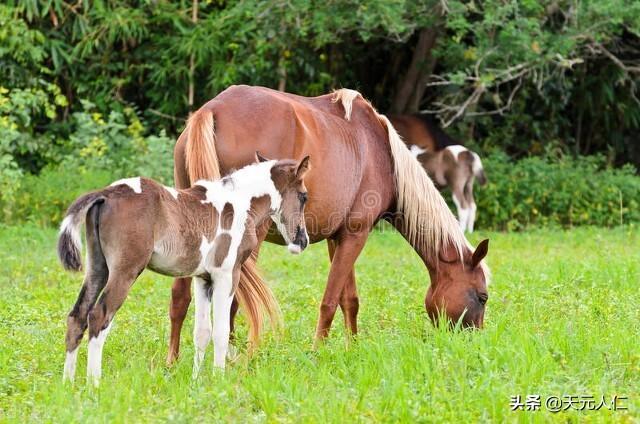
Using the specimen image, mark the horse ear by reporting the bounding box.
[471,239,489,268]
[255,151,270,163]
[296,155,311,180]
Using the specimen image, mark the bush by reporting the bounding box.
[6,167,116,227]
[0,101,175,225]
[474,152,640,231]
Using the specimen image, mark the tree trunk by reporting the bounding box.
[390,25,440,114]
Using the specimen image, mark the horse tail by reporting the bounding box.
[57,192,106,271]
[471,151,487,185]
[185,108,221,183]
[235,252,282,348]
[377,113,467,262]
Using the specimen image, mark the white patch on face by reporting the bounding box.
[471,152,483,174]
[409,145,428,158]
[287,243,302,254]
[86,321,113,386]
[273,214,292,244]
[164,186,179,200]
[110,177,142,193]
[63,346,79,382]
[445,145,468,161]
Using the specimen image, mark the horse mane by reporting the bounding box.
[331,88,362,121]
[414,114,461,150]
[379,114,468,262]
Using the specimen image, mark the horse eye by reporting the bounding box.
[298,192,308,203]
[478,292,488,306]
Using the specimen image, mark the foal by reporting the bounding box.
[59,155,311,385]
[409,145,487,232]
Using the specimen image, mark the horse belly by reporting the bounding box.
[148,238,201,277]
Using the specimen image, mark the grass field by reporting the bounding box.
[0,224,638,422]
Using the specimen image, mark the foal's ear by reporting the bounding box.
[471,239,489,268]
[255,151,270,163]
[296,155,311,180]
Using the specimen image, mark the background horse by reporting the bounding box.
[59,158,309,384]
[168,86,490,364]
[389,114,487,232]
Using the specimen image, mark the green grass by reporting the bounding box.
[0,224,638,422]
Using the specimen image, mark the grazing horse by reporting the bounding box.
[167,86,491,364]
[389,114,487,233]
[59,157,310,385]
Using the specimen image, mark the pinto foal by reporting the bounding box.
[408,145,486,233]
[59,156,310,385]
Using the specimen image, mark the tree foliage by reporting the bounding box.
[1,0,639,178]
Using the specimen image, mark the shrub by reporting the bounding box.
[473,152,640,231]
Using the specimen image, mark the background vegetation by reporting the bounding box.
[1,0,639,228]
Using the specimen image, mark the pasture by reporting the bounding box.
[1,224,638,422]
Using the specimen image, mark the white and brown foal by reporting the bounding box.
[59,155,310,385]
[408,145,487,233]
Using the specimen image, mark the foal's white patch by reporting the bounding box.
[63,346,79,382]
[409,145,428,158]
[287,243,302,255]
[445,145,468,161]
[110,176,142,193]
[164,185,179,200]
[87,321,113,386]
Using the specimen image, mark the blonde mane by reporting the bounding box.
[379,114,469,263]
[331,88,361,121]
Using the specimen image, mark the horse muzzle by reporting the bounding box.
[288,227,309,254]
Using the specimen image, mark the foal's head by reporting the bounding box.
[261,154,311,254]
[425,239,490,328]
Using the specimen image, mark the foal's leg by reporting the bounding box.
[464,178,476,233]
[86,270,141,386]
[192,276,212,377]
[327,239,359,336]
[315,230,369,346]
[451,181,469,232]
[167,277,192,365]
[210,269,236,369]
[64,204,108,382]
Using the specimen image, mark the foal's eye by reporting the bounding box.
[478,292,488,306]
[298,192,308,204]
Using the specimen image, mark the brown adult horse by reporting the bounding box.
[167,86,490,364]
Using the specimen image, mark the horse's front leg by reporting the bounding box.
[192,276,212,378]
[314,229,369,347]
[211,269,236,369]
[327,239,359,336]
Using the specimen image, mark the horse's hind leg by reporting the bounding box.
[64,204,108,382]
[85,235,152,385]
[167,277,192,365]
[451,179,469,232]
